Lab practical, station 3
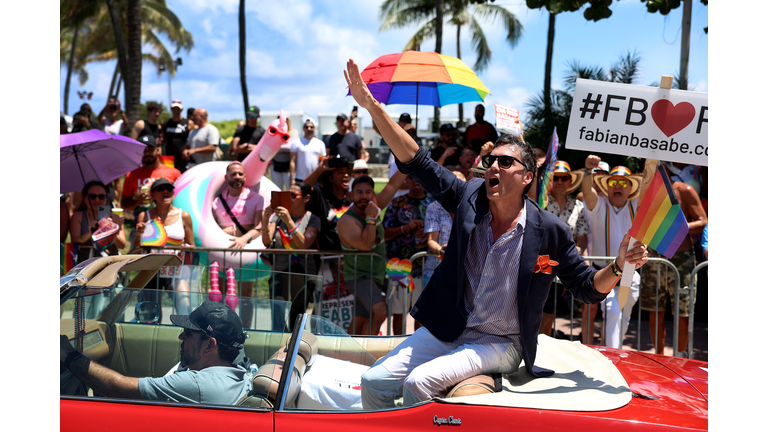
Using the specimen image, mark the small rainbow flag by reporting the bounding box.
[61,243,76,275]
[536,128,559,208]
[277,227,293,249]
[160,155,175,168]
[142,217,168,246]
[628,165,689,259]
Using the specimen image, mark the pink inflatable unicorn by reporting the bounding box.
[172,110,290,269]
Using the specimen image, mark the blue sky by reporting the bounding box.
[59,0,708,130]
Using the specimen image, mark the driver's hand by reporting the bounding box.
[60,334,74,363]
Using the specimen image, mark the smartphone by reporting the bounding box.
[271,191,292,213]
[97,205,111,222]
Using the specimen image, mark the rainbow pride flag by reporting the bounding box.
[628,165,689,259]
[277,228,293,249]
[536,128,559,208]
[142,217,168,246]
[61,243,76,275]
[160,155,175,169]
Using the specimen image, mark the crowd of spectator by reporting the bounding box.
[60,100,709,350]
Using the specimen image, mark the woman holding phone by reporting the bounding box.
[263,182,322,328]
[69,181,126,264]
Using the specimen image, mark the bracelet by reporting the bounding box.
[289,225,300,235]
[64,350,84,369]
[365,215,376,225]
[400,225,404,233]
[610,259,623,277]
[245,233,253,243]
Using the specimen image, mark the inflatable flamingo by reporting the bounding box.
[172,110,289,270]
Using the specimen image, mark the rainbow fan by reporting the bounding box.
[142,217,168,246]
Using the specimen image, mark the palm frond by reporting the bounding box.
[473,3,523,48]
[404,18,437,51]
[469,16,492,72]
[608,50,641,84]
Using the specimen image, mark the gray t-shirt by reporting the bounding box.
[138,365,250,405]
[187,123,220,164]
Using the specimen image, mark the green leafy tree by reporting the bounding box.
[60,0,194,122]
[524,1,616,138]
[379,0,522,126]
[524,51,645,173]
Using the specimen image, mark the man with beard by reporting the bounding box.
[337,176,388,336]
[382,175,434,334]
[161,100,190,173]
[60,301,250,405]
[121,134,182,225]
[212,162,264,328]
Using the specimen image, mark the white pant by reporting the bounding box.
[600,271,640,349]
[361,327,522,409]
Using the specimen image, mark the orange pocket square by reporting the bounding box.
[533,255,558,274]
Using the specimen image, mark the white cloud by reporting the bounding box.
[202,18,213,35]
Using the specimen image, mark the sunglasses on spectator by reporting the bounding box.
[553,175,571,182]
[353,170,369,175]
[607,178,629,188]
[154,186,174,193]
[290,192,302,199]
[87,193,107,200]
[480,155,523,170]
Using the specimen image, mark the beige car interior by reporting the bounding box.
[62,254,632,412]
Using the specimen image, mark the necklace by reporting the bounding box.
[610,205,623,215]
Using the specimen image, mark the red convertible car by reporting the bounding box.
[60,254,707,431]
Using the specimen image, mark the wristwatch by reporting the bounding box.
[245,233,253,243]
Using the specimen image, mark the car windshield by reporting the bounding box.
[60,260,377,410]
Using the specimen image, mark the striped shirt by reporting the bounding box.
[453,202,526,354]
[423,201,453,278]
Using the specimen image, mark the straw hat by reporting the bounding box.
[593,166,643,199]
[552,161,584,194]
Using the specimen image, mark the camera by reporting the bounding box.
[328,157,349,168]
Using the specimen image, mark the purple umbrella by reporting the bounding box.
[60,129,147,194]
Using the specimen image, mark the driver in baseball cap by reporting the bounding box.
[61,301,251,405]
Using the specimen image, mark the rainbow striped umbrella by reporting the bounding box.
[353,51,491,122]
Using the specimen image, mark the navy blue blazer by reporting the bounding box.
[396,147,607,377]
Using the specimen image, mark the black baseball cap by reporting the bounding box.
[399,113,412,124]
[170,301,247,349]
[138,134,159,148]
[336,113,348,121]
[247,106,260,118]
[150,177,175,192]
[439,123,456,134]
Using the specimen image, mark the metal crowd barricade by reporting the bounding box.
[384,251,440,335]
[134,245,386,335]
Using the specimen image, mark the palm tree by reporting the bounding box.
[380,0,522,128]
[61,0,194,119]
[524,51,644,173]
[238,0,249,119]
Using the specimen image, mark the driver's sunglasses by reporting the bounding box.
[480,154,523,170]
[553,175,571,183]
[607,178,629,188]
[290,192,302,199]
[87,193,107,200]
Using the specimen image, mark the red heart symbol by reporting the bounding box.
[651,99,696,137]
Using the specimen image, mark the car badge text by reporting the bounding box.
[433,415,462,426]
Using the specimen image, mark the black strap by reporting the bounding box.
[218,193,249,237]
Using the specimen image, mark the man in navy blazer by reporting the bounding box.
[344,60,650,409]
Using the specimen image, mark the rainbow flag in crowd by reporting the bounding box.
[536,128,559,208]
[61,243,76,275]
[160,155,175,169]
[142,217,168,246]
[277,227,300,264]
[628,165,689,259]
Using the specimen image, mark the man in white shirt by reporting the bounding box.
[291,117,326,183]
[184,108,220,167]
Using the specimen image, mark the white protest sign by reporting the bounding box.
[565,79,708,166]
[494,104,523,136]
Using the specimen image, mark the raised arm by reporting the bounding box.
[345,59,418,163]
[582,155,601,211]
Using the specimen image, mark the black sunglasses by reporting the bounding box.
[87,193,107,200]
[553,175,571,182]
[480,155,524,170]
[153,185,174,193]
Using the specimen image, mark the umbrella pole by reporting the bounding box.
[73,146,88,187]
[415,82,419,136]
